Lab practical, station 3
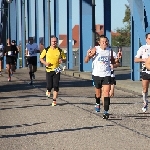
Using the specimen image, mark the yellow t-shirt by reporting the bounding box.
[40,47,66,72]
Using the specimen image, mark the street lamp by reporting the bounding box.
[5,0,13,4]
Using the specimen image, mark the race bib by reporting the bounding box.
[97,56,109,71]
[8,51,13,56]
[98,56,109,63]
[29,51,35,55]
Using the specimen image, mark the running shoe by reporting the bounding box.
[8,77,11,82]
[103,113,109,119]
[28,80,33,85]
[52,100,57,106]
[95,103,100,112]
[142,100,148,113]
[46,91,50,98]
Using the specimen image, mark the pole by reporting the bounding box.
[48,0,51,44]
[92,0,95,47]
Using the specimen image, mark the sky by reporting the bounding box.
[0,0,129,38]
[50,0,128,35]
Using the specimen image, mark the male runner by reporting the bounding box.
[40,36,66,106]
[25,37,39,85]
[134,32,150,112]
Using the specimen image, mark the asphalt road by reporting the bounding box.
[0,69,150,150]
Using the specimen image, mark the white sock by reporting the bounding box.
[143,92,148,104]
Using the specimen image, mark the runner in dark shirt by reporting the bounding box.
[3,38,17,81]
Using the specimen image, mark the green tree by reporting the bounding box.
[111,4,131,47]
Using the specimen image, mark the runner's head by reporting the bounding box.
[7,38,11,45]
[51,36,58,48]
[29,37,34,44]
[146,33,150,45]
[98,35,108,49]
[11,40,16,45]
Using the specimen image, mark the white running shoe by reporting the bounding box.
[46,90,50,98]
[142,100,148,113]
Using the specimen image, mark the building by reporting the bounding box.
[59,24,119,52]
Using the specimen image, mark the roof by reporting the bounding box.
[59,24,119,48]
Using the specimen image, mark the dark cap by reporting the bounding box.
[12,40,16,43]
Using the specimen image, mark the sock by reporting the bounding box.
[104,97,110,111]
[143,92,148,104]
[95,97,100,105]
[104,110,108,114]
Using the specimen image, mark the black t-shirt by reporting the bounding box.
[4,45,17,57]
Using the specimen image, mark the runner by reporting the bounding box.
[40,36,66,106]
[84,35,116,119]
[25,37,39,85]
[0,40,3,76]
[134,32,150,112]
[3,38,17,81]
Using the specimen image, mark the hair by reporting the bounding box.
[145,33,150,39]
[51,35,58,40]
[97,35,107,41]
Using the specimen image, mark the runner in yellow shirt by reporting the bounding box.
[40,36,66,106]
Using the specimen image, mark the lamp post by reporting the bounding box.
[5,0,13,3]
[0,0,13,69]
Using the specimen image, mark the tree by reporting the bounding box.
[111,4,131,47]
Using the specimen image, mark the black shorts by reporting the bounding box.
[46,71,60,92]
[92,75,111,89]
[141,72,150,80]
[6,56,15,65]
[110,77,116,85]
[27,56,37,66]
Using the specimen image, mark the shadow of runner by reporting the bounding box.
[0,125,112,138]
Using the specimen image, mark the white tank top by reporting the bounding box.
[92,46,111,77]
[135,44,150,74]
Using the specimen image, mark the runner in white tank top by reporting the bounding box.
[25,37,40,85]
[100,39,121,108]
[135,33,150,112]
[84,35,118,119]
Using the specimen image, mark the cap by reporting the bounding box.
[12,40,16,43]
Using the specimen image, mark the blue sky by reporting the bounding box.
[32,0,128,37]
[51,0,128,34]
[0,0,128,38]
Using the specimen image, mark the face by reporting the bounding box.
[7,39,11,45]
[146,34,150,45]
[29,38,34,44]
[51,37,57,47]
[99,37,107,49]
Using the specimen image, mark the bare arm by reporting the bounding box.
[84,55,91,63]
[134,57,146,63]
[84,47,96,63]
[40,58,49,66]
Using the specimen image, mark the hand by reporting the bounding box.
[110,64,114,69]
[59,58,63,64]
[87,48,96,58]
[45,62,51,66]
